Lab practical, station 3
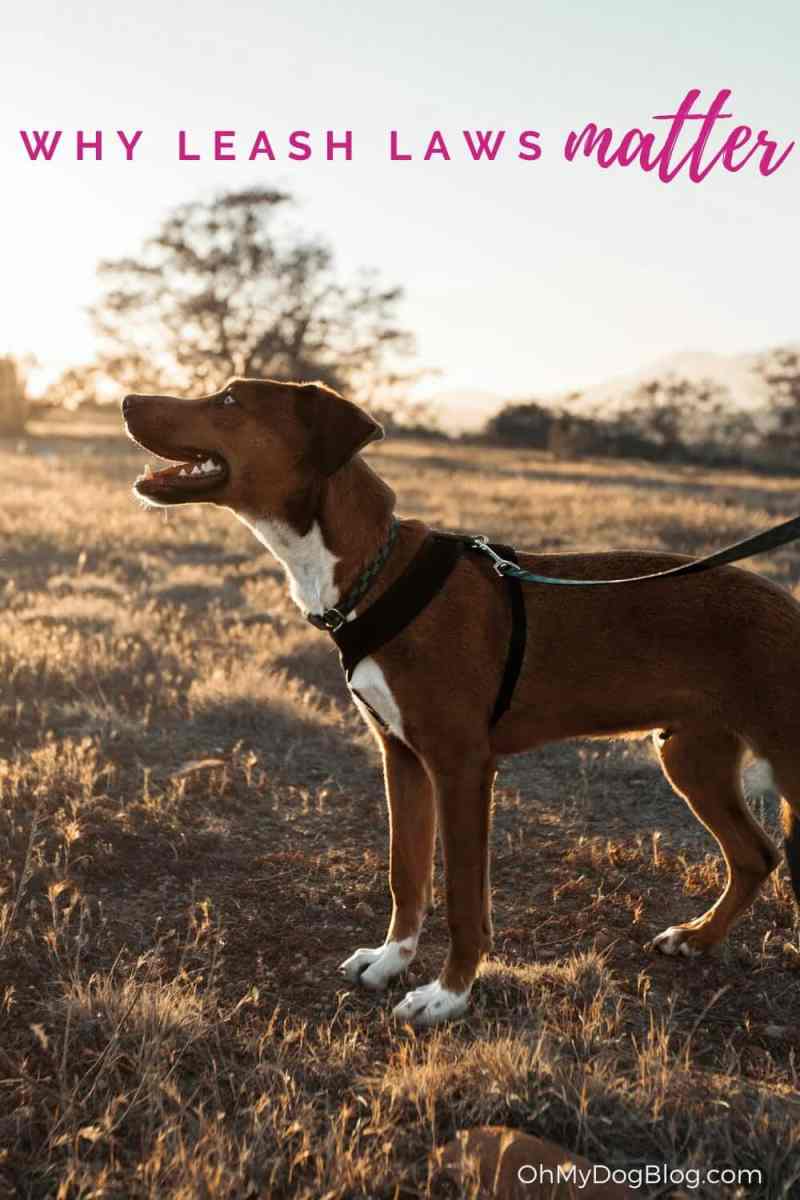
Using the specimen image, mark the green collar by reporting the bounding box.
[307,518,400,633]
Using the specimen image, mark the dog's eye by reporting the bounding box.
[216,392,238,407]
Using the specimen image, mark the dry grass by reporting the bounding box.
[1,414,800,1197]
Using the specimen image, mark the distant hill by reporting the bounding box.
[426,346,797,434]
[564,349,772,418]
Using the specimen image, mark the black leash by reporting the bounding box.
[469,512,800,587]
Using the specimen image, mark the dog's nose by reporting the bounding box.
[122,394,136,418]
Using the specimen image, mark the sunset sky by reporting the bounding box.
[2,0,799,406]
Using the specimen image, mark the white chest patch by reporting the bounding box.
[235,513,405,741]
[236,514,340,615]
[349,657,406,741]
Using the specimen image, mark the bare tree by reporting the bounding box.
[610,376,757,462]
[757,346,800,449]
[44,364,101,410]
[93,189,417,403]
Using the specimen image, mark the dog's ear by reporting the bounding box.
[300,384,384,476]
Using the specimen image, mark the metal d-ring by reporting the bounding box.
[470,535,516,576]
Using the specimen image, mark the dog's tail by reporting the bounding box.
[745,759,800,906]
[781,798,800,907]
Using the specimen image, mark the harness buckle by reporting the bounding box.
[471,535,516,577]
[307,608,346,633]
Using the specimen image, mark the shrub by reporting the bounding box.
[0,356,28,434]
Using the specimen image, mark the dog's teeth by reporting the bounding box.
[179,468,187,477]
[143,463,153,478]
[191,464,202,476]
[202,458,215,472]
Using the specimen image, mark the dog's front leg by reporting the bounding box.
[393,747,495,1027]
[340,735,435,990]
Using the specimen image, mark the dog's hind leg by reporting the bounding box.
[340,736,435,991]
[651,726,779,958]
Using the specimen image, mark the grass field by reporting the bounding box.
[1,412,800,1198]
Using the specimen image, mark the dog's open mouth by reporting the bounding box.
[134,450,229,502]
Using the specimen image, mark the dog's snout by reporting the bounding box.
[122,394,137,419]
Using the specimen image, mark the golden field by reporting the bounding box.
[1,411,799,1197]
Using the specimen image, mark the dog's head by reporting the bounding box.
[122,378,383,529]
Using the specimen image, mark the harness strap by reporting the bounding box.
[330,531,526,729]
[331,532,466,680]
[487,544,527,727]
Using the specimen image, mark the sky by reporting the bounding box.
[1,0,799,409]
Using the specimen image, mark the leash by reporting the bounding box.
[469,512,800,586]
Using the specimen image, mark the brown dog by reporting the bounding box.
[123,378,800,1026]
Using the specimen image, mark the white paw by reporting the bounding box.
[339,937,417,991]
[652,926,702,958]
[392,979,470,1027]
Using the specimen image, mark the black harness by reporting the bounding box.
[307,507,800,732]
[309,528,527,729]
